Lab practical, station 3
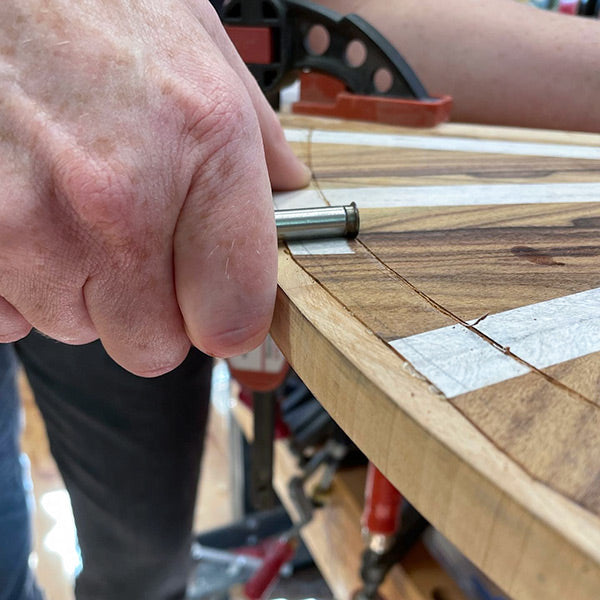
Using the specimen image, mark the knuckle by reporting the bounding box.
[179,82,264,196]
[183,78,258,154]
[52,152,136,234]
[50,150,153,267]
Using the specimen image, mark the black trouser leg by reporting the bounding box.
[15,332,212,600]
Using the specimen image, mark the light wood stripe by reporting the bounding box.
[390,287,600,398]
[284,128,600,160]
[275,182,600,210]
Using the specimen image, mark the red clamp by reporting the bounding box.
[293,71,452,128]
[361,462,403,538]
[243,536,297,600]
[223,1,453,128]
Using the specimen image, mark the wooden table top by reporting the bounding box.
[271,114,600,600]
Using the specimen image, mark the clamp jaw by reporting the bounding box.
[223,0,452,127]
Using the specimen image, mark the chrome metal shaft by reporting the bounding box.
[274,203,360,241]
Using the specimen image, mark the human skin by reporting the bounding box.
[0,0,310,376]
[319,0,600,133]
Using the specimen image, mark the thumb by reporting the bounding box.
[259,103,313,191]
[219,44,312,191]
[194,4,312,190]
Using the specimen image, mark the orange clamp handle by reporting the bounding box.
[361,463,403,536]
[293,72,452,128]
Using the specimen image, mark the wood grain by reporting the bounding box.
[360,207,600,322]
[272,115,600,600]
[310,148,600,187]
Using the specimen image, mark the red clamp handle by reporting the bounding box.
[361,463,403,536]
[244,537,296,600]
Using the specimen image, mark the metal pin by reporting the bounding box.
[274,203,360,241]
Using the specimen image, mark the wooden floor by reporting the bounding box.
[20,371,76,600]
[272,115,600,600]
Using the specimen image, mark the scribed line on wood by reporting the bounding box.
[280,116,600,524]
[356,233,598,407]
[290,133,600,404]
[390,287,600,400]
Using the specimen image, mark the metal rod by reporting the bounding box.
[274,203,360,241]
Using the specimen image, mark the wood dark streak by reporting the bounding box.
[511,246,565,266]
[359,224,600,321]
[573,217,600,228]
[309,147,600,181]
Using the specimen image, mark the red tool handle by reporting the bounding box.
[244,537,296,600]
[227,336,289,392]
[361,463,403,536]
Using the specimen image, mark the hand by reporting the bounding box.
[0,0,310,375]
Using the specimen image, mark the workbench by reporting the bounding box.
[270,114,600,600]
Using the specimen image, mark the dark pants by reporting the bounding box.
[1,332,212,600]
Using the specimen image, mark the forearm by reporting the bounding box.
[319,0,600,132]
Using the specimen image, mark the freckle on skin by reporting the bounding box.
[90,136,117,156]
[161,80,174,96]
[0,45,16,57]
